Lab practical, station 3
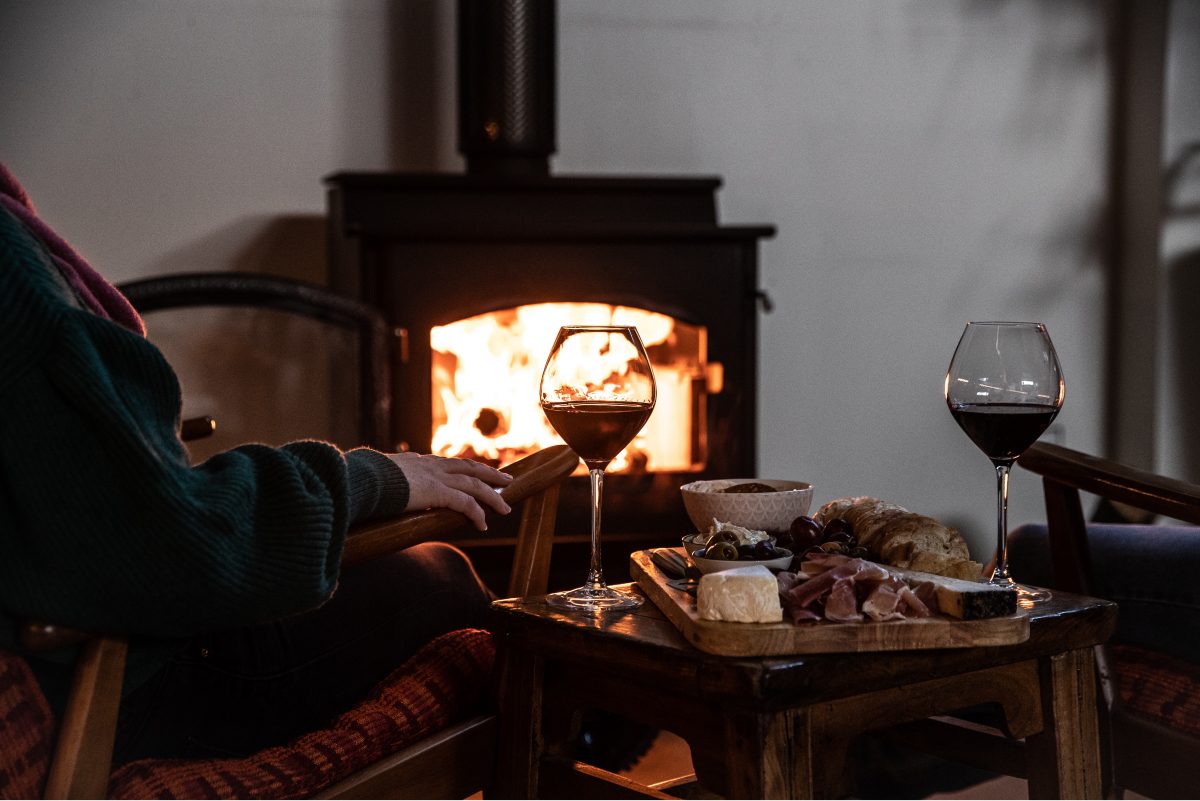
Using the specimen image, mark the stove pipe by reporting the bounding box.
[458,0,557,177]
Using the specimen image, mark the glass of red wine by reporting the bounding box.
[539,325,657,612]
[945,322,1065,603]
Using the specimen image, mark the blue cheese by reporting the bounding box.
[697,565,783,623]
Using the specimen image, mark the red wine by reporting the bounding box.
[542,401,654,468]
[949,403,1059,461]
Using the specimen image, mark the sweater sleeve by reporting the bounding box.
[0,208,410,637]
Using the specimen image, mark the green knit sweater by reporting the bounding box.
[0,206,410,702]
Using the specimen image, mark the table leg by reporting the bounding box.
[493,646,545,799]
[1026,647,1103,799]
[718,707,815,799]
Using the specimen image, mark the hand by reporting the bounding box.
[388,452,514,531]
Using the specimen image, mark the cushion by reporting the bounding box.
[1007,522,1200,663]
[1112,643,1200,738]
[108,627,495,799]
[0,650,55,800]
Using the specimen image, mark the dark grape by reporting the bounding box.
[788,516,824,550]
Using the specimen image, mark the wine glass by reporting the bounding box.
[945,322,1065,603]
[539,326,656,612]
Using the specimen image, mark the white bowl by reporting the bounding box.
[690,548,794,575]
[681,531,776,555]
[680,478,814,533]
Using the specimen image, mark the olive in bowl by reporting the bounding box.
[690,546,794,575]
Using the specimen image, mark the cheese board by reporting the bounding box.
[630,549,1030,657]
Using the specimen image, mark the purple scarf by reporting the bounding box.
[0,162,145,336]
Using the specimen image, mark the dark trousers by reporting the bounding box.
[113,542,493,764]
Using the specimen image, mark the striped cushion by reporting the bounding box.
[0,650,54,800]
[1113,643,1200,737]
[108,628,495,799]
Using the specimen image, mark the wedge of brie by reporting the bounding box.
[697,565,783,623]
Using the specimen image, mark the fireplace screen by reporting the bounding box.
[430,303,711,474]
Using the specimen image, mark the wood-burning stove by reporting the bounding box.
[324,0,774,589]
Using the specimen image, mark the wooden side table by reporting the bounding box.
[490,584,1116,799]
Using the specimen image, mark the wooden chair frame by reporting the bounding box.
[1015,441,1200,799]
[23,444,579,800]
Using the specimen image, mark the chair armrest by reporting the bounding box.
[342,445,579,567]
[1020,442,1200,524]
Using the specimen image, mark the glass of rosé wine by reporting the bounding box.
[945,321,1065,603]
[539,326,656,612]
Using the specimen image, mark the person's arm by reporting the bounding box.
[0,207,509,637]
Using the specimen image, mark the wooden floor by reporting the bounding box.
[621,730,1032,799]
[620,730,1153,799]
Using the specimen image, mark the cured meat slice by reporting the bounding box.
[788,606,822,624]
[897,584,932,618]
[825,577,863,623]
[862,582,903,622]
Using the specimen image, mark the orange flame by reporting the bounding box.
[431,303,705,472]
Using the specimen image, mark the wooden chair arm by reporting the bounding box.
[1020,442,1200,524]
[1016,442,1200,598]
[342,445,579,567]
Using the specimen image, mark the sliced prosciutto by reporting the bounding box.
[776,555,934,624]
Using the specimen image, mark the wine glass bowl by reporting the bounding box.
[946,322,1064,603]
[540,326,656,612]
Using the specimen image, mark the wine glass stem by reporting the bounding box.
[585,467,607,592]
[992,460,1013,585]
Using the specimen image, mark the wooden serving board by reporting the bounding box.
[630,550,1029,657]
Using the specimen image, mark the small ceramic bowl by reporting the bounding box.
[690,548,794,575]
[681,531,776,555]
[680,478,814,533]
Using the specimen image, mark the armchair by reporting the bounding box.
[1008,441,1200,799]
[1,443,578,799]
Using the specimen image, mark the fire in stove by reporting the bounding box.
[430,303,712,474]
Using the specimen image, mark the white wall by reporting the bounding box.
[3,0,1174,559]
[1159,0,1200,484]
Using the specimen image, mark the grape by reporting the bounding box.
[788,516,824,550]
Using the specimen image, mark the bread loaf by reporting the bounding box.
[815,496,983,581]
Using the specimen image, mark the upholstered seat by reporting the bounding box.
[107,629,493,799]
[0,651,55,800]
[1111,643,1200,739]
[2,629,493,800]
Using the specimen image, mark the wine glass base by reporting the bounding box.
[989,575,1052,606]
[546,585,644,613]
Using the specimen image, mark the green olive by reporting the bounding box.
[706,531,740,549]
[705,541,740,561]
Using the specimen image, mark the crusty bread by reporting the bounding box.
[815,496,983,581]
